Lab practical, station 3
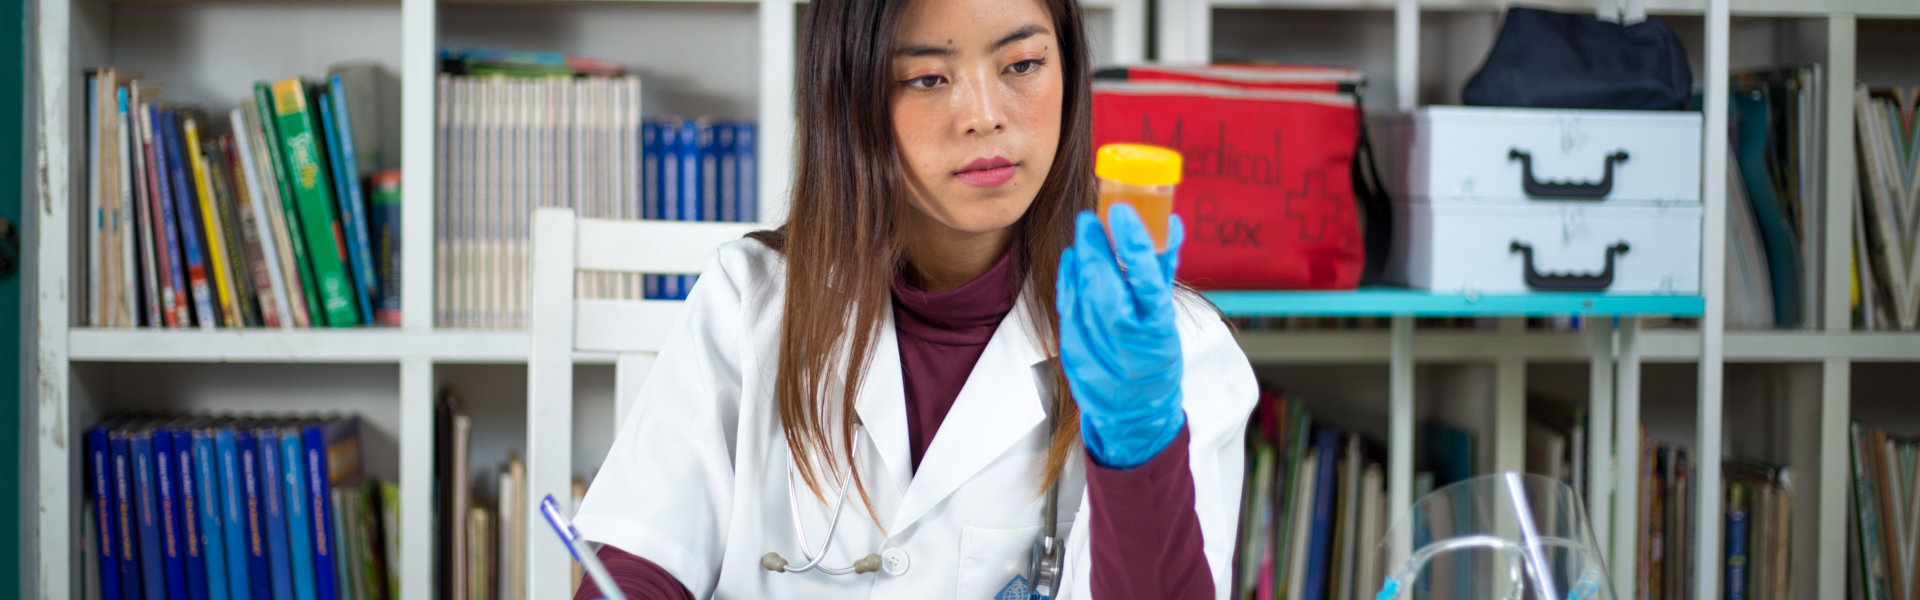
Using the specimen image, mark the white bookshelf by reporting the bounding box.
[30,0,1914,598]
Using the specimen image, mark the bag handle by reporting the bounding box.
[1352,97,1393,286]
[1508,241,1631,291]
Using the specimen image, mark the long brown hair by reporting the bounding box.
[746,0,1095,516]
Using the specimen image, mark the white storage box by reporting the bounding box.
[1394,106,1702,205]
[1391,201,1701,295]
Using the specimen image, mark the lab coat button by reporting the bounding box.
[882,547,910,576]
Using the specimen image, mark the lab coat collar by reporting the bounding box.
[864,287,1049,535]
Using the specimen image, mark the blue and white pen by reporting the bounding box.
[541,494,631,600]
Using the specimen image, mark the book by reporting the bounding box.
[237,427,273,600]
[278,428,318,600]
[191,427,231,600]
[303,418,362,600]
[318,86,377,322]
[130,428,170,599]
[257,426,295,600]
[183,115,245,329]
[125,86,162,328]
[1727,480,1751,600]
[168,426,211,600]
[153,427,190,600]
[216,428,254,597]
[159,111,218,328]
[368,171,402,326]
[1284,448,1318,600]
[230,108,295,328]
[379,482,400,600]
[254,84,325,327]
[87,427,126,600]
[111,430,143,600]
[207,138,262,328]
[1301,429,1340,600]
[499,454,526,600]
[138,104,187,327]
[270,78,359,326]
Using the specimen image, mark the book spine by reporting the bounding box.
[131,430,170,599]
[279,430,317,600]
[229,109,292,329]
[640,120,660,299]
[209,140,262,327]
[169,428,210,600]
[184,117,244,329]
[735,121,756,223]
[235,429,270,600]
[369,172,402,326]
[268,79,358,327]
[111,431,142,600]
[139,106,185,327]
[116,88,136,326]
[242,99,310,328]
[256,427,295,600]
[317,87,376,323]
[219,135,278,327]
[153,429,190,600]
[161,112,218,328]
[1301,429,1340,600]
[328,74,381,324]
[677,119,702,298]
[124,92,161,327]
[254,85,323,327]
[1727,482,1750,600]
[193,429,231,600]
[84,72,99,326]
[89,428,126,600]
[302,425,339,600]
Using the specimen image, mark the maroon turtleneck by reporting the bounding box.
[575,243,1212,600]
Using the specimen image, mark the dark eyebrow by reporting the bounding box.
[892,23,1053,58]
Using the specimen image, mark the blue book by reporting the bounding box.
[641,120,661,300]
[215,428,253,598]
[154,428,191,600]
[1729,92,1803,327]
[279,429,317,600]
[677,119,706,299]
[110,430,142,600]
[300,419,359,600]
[257,427,295,600]
[1300,429,1340,600]
[321,81,378,323]
[159,111,219,327]
[132,428,171,600]
[656,120,683,299]
[734,121,756,223]
[88,427,126,600]
[192,427,230,600]
[236,427,272,600]
[146,105,190,325]
[712,122,736,224]
[171,426,211,600]
[1726,484,1751,600]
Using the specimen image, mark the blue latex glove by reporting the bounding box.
[1056,203,1186,469]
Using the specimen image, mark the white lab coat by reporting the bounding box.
[575,238,1258,599]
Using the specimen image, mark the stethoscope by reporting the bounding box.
[760,414,1067,599]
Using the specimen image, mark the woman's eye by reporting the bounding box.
[902,75,946,89]
[1006,59,1045,75]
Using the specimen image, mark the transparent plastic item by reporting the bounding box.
[1372,472,1614,600]
[1094,143,1181,252]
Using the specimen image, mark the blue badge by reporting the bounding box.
[994,574,1032,600]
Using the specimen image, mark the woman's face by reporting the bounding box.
[890,0,1065,242]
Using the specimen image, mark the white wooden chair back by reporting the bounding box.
[525,207,762,599]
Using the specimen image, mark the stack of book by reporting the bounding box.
[434,48,759,328]
[79,65,401,330]
[1628,432,1794,600]
[1726,65,1824,330]
[81,415,399,600]
[433,388,585,600]
[1847,421,1918,599]
[1232,389,1389,600]
[1852,86,1919,331]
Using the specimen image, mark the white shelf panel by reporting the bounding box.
[1237,329,1920,364]
[67,328,628,363]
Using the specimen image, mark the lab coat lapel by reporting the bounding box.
[888,291,1048,534]
[854,301,913,498]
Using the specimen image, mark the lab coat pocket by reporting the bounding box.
[957,521,1072,600]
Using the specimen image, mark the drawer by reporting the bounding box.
[1386,106,1702,205]
[1389,201,1702,295]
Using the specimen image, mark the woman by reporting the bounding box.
[572,0,1256,596]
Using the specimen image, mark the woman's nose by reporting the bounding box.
[955,72,1006,136]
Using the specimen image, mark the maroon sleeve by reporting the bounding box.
[1087,423,1214,600]
[571,546,698,600]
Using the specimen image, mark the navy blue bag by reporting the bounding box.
[1462,7,1693,110]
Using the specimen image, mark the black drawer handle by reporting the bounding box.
[1509,241,1631,291]
[1508,149,1630,200]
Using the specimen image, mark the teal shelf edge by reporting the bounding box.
[1201,287,1706,317]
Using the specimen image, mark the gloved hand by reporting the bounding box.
[1056,203,1186,469]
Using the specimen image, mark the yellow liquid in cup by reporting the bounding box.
[1098,187,1174,253]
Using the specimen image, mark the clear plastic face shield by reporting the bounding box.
[1373,472,1614,600]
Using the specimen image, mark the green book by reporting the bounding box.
[254,84,326,325]
[270,78,359,326]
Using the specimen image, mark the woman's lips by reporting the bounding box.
[955,157,1017,187]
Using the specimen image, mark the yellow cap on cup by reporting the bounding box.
[1095,143,1183,186]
